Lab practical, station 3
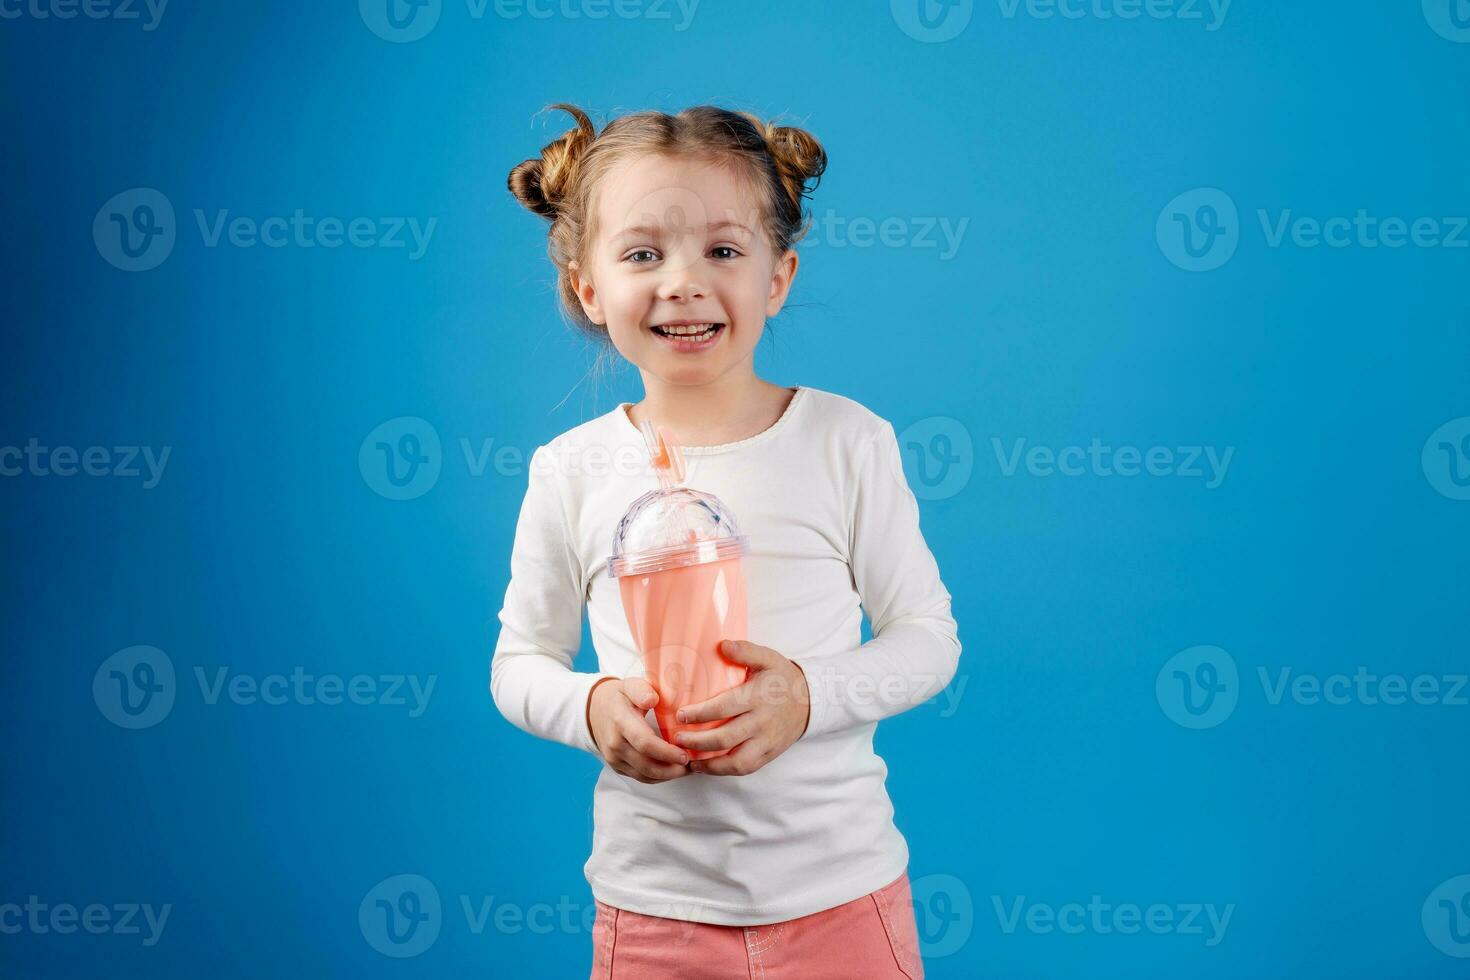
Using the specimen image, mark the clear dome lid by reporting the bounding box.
[606,486,749,578]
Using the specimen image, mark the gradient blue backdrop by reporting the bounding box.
[3,1,1468,977]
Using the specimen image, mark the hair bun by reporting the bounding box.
[733,114,826,222]
[507,103,599,219]
[766,124,827,188]
[507,157,556,217]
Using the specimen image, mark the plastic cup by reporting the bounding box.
[607,423,751,760]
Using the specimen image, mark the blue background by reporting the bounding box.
[3,1,1469,976]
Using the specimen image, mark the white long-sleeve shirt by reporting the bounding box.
[490,385,961,926]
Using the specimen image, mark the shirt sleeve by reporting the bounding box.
[796,420,962,740]
[490,444,617,757]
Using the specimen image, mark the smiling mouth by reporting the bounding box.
[650,322,725,340]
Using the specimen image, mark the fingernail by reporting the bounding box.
[676,711,686,722]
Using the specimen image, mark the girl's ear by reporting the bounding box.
[764,248,799,318]
[569,260,606,326]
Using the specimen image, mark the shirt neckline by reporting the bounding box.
[616,386,808,455]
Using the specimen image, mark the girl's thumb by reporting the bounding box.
[624,677,658,708]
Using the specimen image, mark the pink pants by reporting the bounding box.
[590,871,924,979]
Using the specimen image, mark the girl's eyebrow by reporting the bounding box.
[612,219,754,244]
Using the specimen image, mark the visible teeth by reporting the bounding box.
[656,323,720,337]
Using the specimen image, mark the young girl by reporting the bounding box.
[495,103,960,979]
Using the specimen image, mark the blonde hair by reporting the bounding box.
[507,103,827,345]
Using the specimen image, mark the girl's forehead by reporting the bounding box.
[596,154,765,241]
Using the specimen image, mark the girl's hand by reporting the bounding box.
[587,677,692,784]
[675,640,811,777]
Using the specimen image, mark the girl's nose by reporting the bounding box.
[657,273,707,302]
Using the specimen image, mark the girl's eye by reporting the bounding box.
[623,247,742,264]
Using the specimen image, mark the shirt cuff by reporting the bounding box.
[583,674,620,756]
[793,622,961,741]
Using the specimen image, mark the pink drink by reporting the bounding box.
[607,422,752,761]
[618,556,750,760]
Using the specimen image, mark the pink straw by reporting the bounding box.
[639,419,685,489]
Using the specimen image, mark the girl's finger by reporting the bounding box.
[678,683,752,725]
[624,724,690,765]
[675,716,755,752]
[614,744,687,782]
[691,738,769,777]
[632,757,689,782]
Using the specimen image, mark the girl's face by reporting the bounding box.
[569,153,798,386]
